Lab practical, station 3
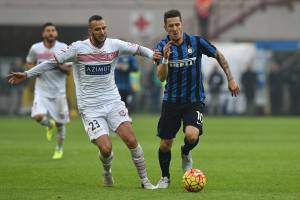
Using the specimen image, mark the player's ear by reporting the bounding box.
[164,24,167,32]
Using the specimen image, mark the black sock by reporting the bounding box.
[158,149,171,179]
[181,137,199,155]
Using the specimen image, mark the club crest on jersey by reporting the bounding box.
[85,64,111,75]
[119,110,127,116]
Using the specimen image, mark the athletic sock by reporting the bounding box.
[130,144,148,180]
[181,137,199,155]
[40,116,52,128]
[158,149,171,179]
[99,152,113,172]
[55,124,66,151]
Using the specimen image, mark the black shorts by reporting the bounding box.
[157,101,205,139]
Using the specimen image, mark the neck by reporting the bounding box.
[90,36,105,48]
[170,33,184,46]
[43,40,55,49]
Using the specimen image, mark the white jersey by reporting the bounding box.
[55,38,146,109]
[26,41,68,98]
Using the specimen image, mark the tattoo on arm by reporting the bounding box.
[216,50,233,81]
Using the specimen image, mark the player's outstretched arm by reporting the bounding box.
[7,72,27,85]
[215,50,240,97]
[7,60,57,85]
[136,45,161,62]
[117,39,161,62]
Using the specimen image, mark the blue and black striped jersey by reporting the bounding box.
[155,32,216,104]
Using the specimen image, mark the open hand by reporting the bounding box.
[6,72,27,85]
[228,79,240,97]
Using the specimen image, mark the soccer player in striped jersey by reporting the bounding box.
[8,15,161,189]
[155,9,240,188]
[26,22,71,160]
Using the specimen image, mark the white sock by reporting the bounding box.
[55,124,65,151]
[130,144,148,181]
[99,152,113,173]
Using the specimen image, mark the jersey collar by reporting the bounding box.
[166,32,187,46]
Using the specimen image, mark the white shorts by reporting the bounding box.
[31,94,70,124]
[79,100,132,141]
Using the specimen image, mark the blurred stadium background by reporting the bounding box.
[0,0,299,116]
[1,1,300,200]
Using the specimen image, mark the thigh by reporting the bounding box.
[106,100,132,132]
[48,96,70,124]
[31,94,48,117]
[157,102,182,139]
[182,102,205,135]
[80,109,110,141]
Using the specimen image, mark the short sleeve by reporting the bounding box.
[198,37,217,58]
[26,45,36,64]
[154,41,164,65]
[116,39,139,56]
[55,42,77,63]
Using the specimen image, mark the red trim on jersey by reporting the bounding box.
[78,51,119,62]
[37,52,54,60]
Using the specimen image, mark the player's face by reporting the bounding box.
[164,17,183,43]
[89,20,107,44]
[42,26,58,43]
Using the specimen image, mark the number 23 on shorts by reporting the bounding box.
[89,119,101,131]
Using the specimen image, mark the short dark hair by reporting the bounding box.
[42,22,56,31]
[164,9,182,24]
[88,15,103,24]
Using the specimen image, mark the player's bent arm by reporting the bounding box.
[215,50,234,82]
[25,60,58,78]
[157,63,168,82]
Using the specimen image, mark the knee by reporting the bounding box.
[160,139,173,152]
[124,135,138,149]
[116,122,138,149]
[32,114,44,122]
[56,122,63,128]
[99,143,112,158]
[93,139,112,158]
[185,126,200,144]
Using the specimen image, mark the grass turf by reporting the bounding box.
[0,115,299,200]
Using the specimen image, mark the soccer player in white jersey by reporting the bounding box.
[8,15,161,189]
[26,22,70,159]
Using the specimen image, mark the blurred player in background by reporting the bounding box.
[114,51,138,111]
[154,9,240,188]
[26,22,71,160]
[8,15,161,189]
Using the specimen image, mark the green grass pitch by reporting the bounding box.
[0,115,299,200]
